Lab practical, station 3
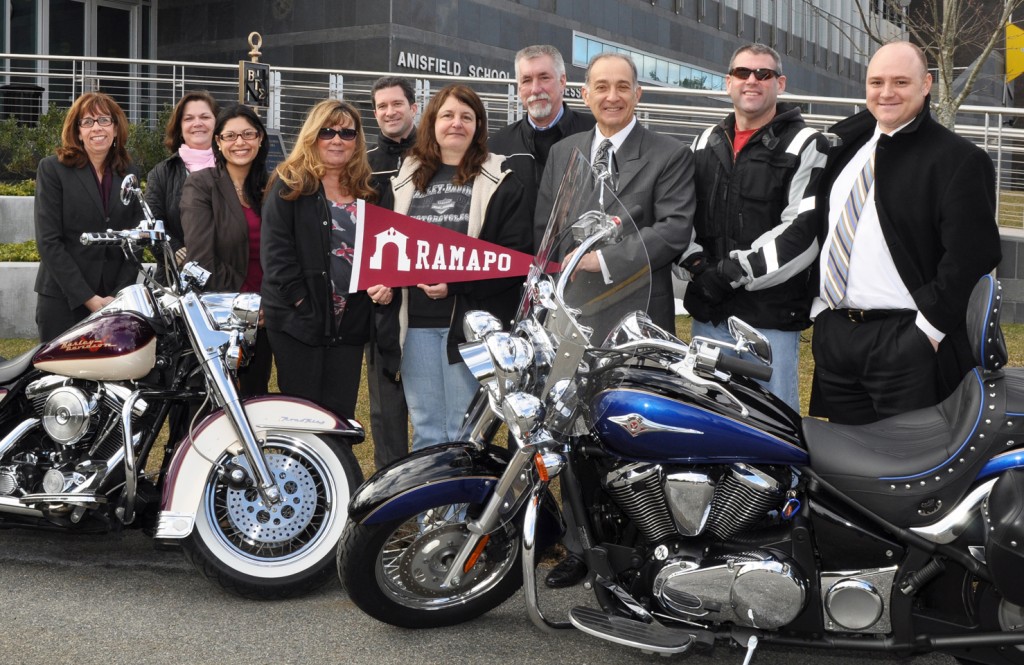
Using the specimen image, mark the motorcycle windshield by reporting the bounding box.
[521,148,652,349]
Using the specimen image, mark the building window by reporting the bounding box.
[571,32,725,90]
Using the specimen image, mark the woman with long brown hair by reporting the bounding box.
[261,99,394,420]
[382,83,532,450]
[33,92,142,341]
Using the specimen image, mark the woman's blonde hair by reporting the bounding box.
[271,99,376,202]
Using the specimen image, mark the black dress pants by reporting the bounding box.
[810,308,939,425]
[268,329,362,421]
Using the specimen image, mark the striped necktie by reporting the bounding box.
[823,153,875,309]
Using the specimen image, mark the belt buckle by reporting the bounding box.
[847,309,866,323]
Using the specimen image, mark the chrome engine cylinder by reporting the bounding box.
[604,463,678,544]
[705,464,784,540]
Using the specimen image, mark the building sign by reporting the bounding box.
[240,61,270,106]
[396,51,511,79]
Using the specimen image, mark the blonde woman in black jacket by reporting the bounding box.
[261,99,393,421]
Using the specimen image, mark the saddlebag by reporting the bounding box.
[985,467,1024,605]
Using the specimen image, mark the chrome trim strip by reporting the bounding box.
[608,413,703,438]
[153,511,196,539]
[910,479,996,544]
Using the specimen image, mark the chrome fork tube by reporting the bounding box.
[457,388,501,450]
[178,293,281,506]
[439,445,536,589]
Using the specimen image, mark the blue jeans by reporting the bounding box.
[690,319,802,413]
[402,327,480,450]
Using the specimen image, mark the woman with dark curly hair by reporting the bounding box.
[381,83,532,450]
[180,103,272,395]
[261,99,393,420]
[145,91,219,280]
[33,91,142,342]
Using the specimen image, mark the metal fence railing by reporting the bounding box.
[4,52,1024,228]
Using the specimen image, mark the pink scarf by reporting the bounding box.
[178,145,215,172]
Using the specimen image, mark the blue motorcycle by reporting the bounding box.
[338,151,1024,664]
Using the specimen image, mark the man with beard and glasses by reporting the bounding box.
[490,44,594,247]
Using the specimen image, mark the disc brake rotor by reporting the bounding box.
[395,523,488,597]
[223,453,320,544]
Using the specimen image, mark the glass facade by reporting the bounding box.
[572,32,726,91]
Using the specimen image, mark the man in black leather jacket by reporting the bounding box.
[366,76,418,470]
[679,44,828,412]
[489,45,594,247]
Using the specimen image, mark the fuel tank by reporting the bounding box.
[590,366,807,465]
[33,312,157,381]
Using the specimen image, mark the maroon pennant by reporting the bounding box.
[349,201,538,291]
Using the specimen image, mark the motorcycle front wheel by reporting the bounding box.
[182,431,363,600]
[338,501,523,628]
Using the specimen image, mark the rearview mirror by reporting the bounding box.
[727,317,772,366]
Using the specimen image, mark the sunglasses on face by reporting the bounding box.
[729,67,781,81]
[317,127,358,141]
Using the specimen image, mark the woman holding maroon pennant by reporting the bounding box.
[379,84,532,451]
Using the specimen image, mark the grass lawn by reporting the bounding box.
[5,316,1024,480]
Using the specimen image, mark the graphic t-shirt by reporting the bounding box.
[405,165,473,327]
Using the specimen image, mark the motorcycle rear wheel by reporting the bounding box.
[182,431,362,600]
[338,502,523,628]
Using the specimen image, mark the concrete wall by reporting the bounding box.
[0,196,34,243]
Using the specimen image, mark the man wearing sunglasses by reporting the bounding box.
[678,43,829,412]
[365,75,417,470]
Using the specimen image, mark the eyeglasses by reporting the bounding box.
[729,67,781,81]
[317,127,358,141]
[218,129,261,142]
[79,116,114,128]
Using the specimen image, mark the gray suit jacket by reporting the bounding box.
[535,122,695,330]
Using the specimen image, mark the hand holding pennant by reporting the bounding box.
[348,201,544,292]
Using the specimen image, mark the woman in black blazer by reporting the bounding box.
[34,91,142,342]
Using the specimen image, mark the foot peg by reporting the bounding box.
[568,606,695,655]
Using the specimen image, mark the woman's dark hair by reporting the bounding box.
[410,84,488,191]
[57,92,132,174]
[212,104,269,209]
[164,91,219,151]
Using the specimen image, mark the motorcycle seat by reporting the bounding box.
[803,368,1009,528]
[0,344,43,384]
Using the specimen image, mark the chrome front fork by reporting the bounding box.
[178,293,281,506]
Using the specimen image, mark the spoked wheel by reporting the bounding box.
[338,502,523,628]
[182,432,362,600]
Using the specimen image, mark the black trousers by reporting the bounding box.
[810,308,939,425]
[268,329,363,421]
[365,343,409,471]
[237,328,273,398]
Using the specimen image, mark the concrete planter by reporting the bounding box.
[0,195,34,243]
[0,262,37,338]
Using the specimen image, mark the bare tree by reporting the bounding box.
[809,0,1024,128]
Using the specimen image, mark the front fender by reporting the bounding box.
[154,396,363,540]
[350,442,509,525]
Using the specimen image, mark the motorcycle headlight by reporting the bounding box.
[485,332,534,393]
[459,340,496,383]
[464,310,503,342]
[502,392,544,442]
[230,293,261,328]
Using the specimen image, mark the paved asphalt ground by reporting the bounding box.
[0,527,959,665]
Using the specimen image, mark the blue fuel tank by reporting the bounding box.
[589,366,808,466]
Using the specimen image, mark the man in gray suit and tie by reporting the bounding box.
[535,52,695,333]
[535,52,696,587]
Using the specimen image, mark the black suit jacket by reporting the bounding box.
[536,122,696,330]
[33,155,142,308]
